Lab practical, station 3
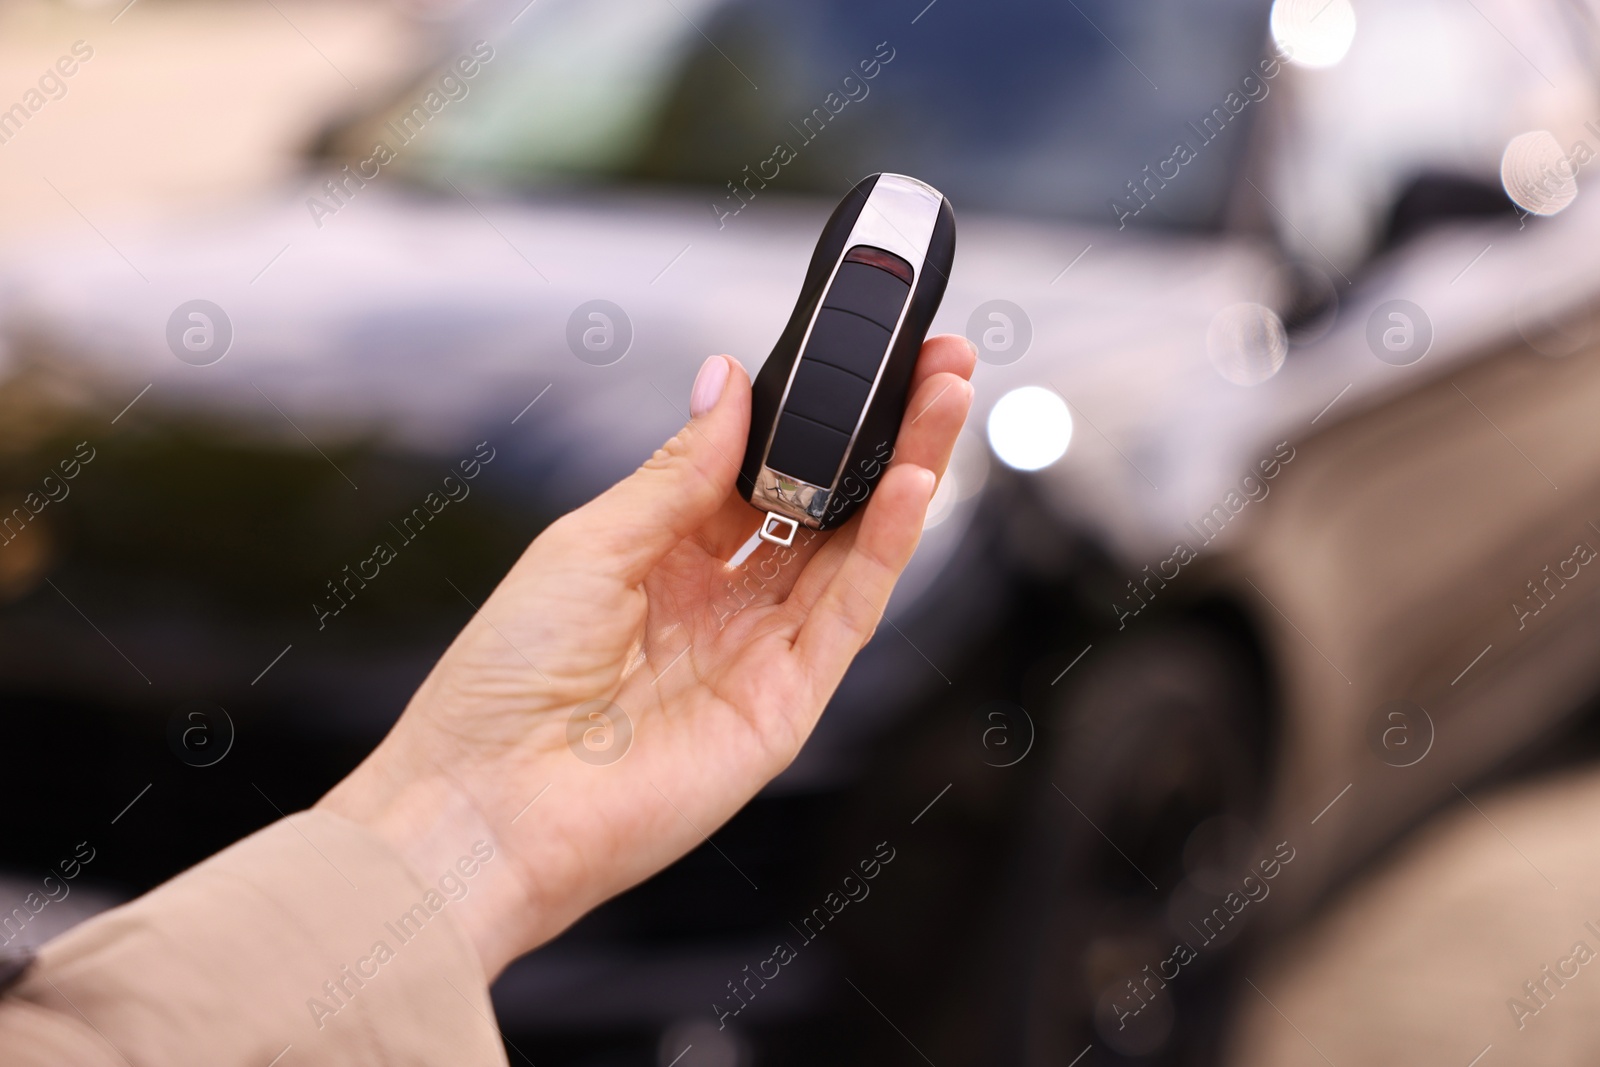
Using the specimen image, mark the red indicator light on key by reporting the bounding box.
[843,245,914,283]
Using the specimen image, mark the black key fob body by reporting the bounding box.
[740,172,955,544]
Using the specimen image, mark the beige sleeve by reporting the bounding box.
[0,811,510,1067]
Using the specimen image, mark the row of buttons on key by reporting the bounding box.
[764,249,913,488]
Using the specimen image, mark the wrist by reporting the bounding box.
[317,762,534,979]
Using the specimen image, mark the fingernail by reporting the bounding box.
[963,337,979,360]
[913,465,936,499]
[690,355,729,418]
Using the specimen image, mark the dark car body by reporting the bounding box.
[6,0,1600,1064]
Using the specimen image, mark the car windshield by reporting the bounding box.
[375,0,1272,228]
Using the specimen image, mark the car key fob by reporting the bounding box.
[739,172,955,545]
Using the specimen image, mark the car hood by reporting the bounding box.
[13,179,1596,571]
[0,181,1284,558]
[42,180,1600,792]
[0,182,1300,788]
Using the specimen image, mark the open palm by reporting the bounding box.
[321,337,976,977]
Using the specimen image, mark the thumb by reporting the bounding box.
[564,354,751,584]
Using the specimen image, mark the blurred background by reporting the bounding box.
[9,0,1600,1063]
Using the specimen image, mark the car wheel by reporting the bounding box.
[1002,616,1274,1065]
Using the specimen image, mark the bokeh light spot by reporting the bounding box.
[1501,130,1578,217]
[1270,0,1357,68]
[987,386,1072,471]
[1207,303,1288,386]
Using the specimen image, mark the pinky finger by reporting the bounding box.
[790,462,937,690]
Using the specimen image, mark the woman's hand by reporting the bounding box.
[318,336,976,978]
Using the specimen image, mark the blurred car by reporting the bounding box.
[7,0,1600,1064]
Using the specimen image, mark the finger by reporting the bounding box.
[781,368,973,615]
[908,333,978,398]
[560,355,751,585]
[890,370,974,482]
[790,463,937,690]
